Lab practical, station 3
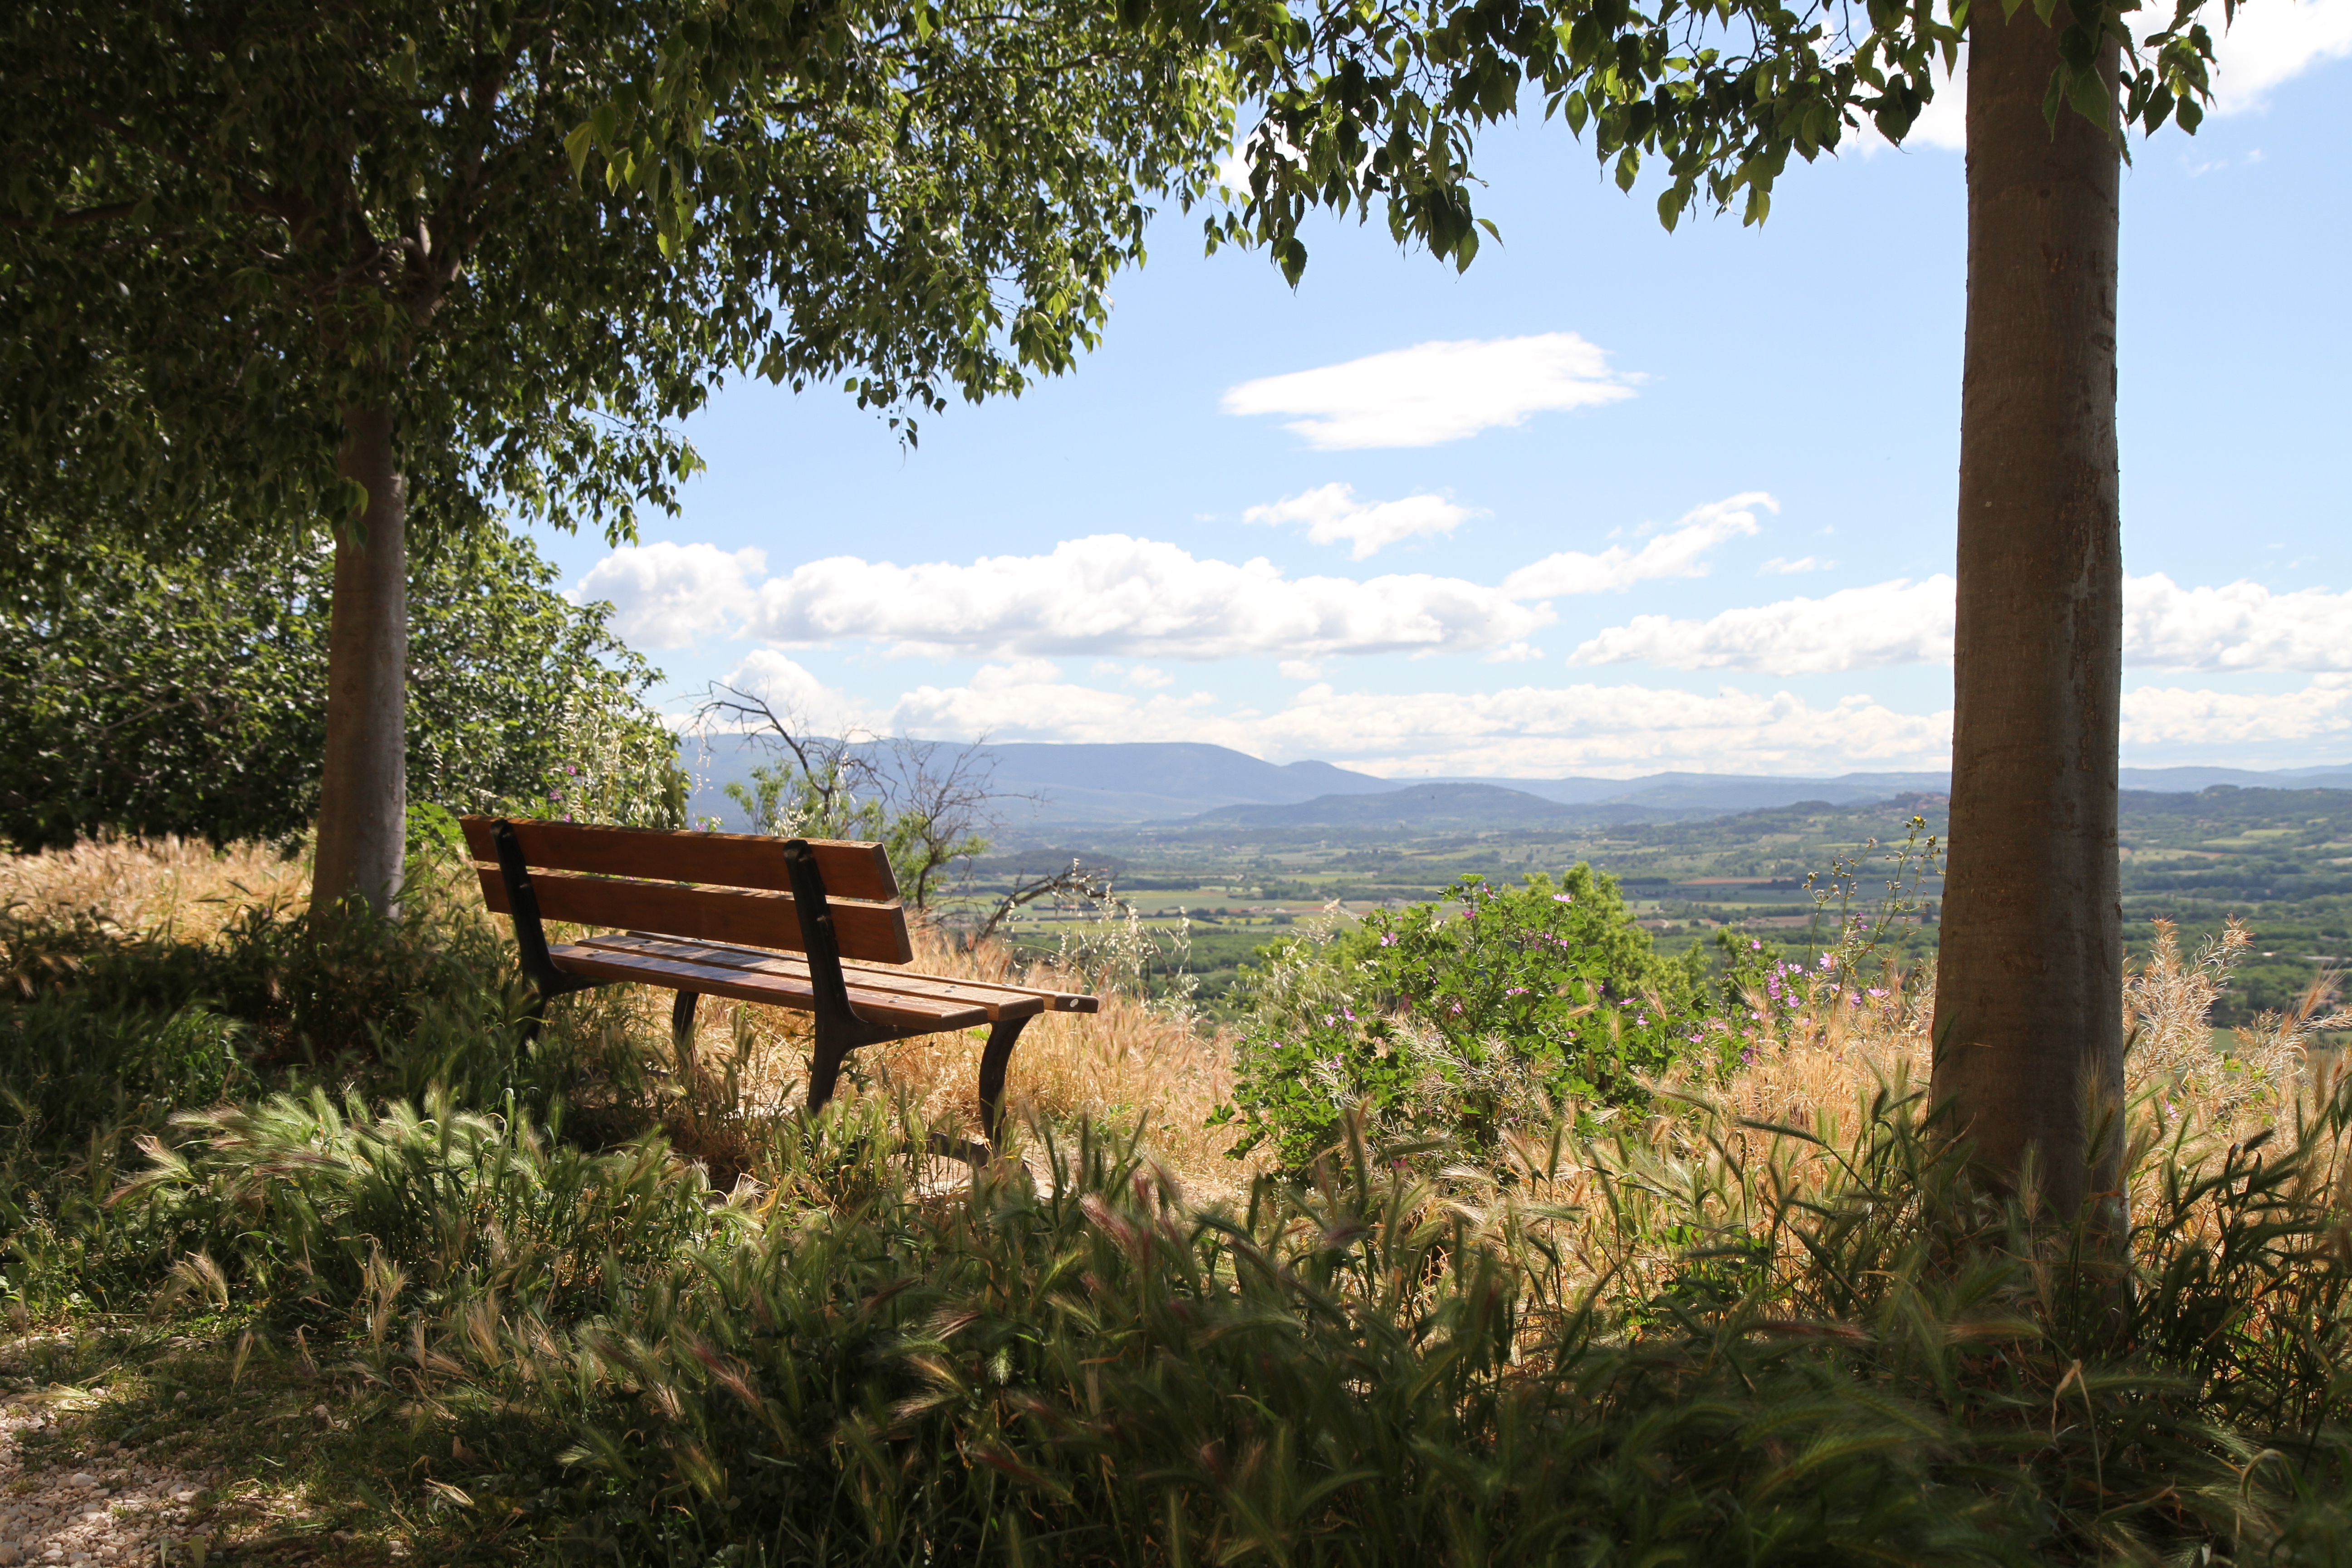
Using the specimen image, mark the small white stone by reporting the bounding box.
[66,1476,93,1489]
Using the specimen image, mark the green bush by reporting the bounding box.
[1214,869,1714,1168]
[0,524,681,849]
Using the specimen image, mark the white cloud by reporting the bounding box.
[1242,483,1474,559]
[1569,573,2352,676]
[2210,0,2352,111]
[1501,492,1774,598]
[705,649,864,727]
[573,542,763,648]
[740,534,1551,661]
[1221,333,1635,449]
[1486,641,1545,663]
[1570,576,1956,672]
[891,662,1220,743]
[1760,555,1834,575]
[2125,573,2352,670]
[887,669,1953,775]
[1867,4,2352,157]
[875,664,2352,775]
[1126,665,1176,687]
[2124,675,2352,748]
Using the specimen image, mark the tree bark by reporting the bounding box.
[1931,0,2124,1220]
[312,403,409,920]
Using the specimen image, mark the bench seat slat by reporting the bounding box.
[459,817,897,902]
[577,934,1064,1022]
[548,944,995,1033]
[475,867,915,965]
[588,936,1098,1014]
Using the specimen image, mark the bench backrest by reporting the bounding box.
[459,818,913,965]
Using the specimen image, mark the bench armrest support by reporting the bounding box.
[494,818,603,1007]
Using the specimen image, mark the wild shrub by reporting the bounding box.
[1215,869,1711,1168]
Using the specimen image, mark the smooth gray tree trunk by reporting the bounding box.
[312,402,409,920]
[1930,0,2126,1220]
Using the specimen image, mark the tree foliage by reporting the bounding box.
[1147,0,2225,281]
[1,0,1237,546]
[0,527,678,851]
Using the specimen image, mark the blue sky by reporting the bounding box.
[534,5,2352,779]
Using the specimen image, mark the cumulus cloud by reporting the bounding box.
[740,534,1551,661]
[2210,0,2352,111]
[1501,492,1774,598]
[2124,675,2352,749]
[1570,576,1956,672]
[1243,483,1474,559]
[2125,574,2352,671]
[890,661,1220,743]
[1761,555,1833,575]
[711,649,862,723]
[886,669,1953,775]
[1221,333,1635,449]
[572,542,763,648]
[1571,574,2352,676]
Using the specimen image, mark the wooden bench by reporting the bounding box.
[459,816,1098,1147]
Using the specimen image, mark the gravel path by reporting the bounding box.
[0,1396,216,1566]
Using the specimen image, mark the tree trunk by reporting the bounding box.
[311,403,409,920]
[1930,0,2124,1220]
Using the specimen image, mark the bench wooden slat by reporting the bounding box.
[577,934,1055,1022]
[475,866,916,965]
[459,816,898,903]
[601,937,1097,1014]
[549,944,991,1033]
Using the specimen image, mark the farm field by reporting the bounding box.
[957,786,2352,1022]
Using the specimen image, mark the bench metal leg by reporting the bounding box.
[977,1014,1031,1150]
[671,990,699,1076]
[806,1031,851,1119]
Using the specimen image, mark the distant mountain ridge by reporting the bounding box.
[679,735,2352,835]
[1185,783,1686,833]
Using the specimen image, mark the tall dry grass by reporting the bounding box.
[657,922,1257,1199]
[0,834,306,942]
[0,835,1256,1195]
[1657,915,2349,1228]
[14,836,2338,1212]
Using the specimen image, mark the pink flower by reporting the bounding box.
[1552,893,1573,903]
[1379,931,1397,947]
[1750,939,1762,950]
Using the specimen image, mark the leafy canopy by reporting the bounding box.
[0,0,1235,551]
[1140,0,2229,279]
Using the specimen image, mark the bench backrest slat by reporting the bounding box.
[461,817,913,965]
[457,817,897,903]
[471,867,914,964]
